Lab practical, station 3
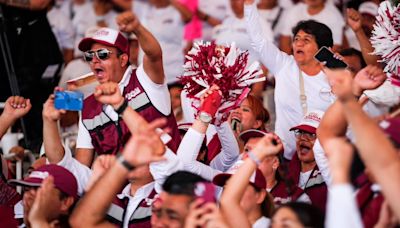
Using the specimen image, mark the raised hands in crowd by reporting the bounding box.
[0,96,31,139]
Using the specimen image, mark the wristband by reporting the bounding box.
[117,154,135,171]
[114,99,128,116]
[247,151,261,166]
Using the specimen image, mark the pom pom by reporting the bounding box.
[370,1,400,86]
[179,41,265,125]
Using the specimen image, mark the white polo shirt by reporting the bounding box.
[198,0,231,41]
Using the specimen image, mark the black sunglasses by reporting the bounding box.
[83,48,113,62]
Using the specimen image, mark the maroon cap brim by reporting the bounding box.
[289,125,316,134]
[8,178,42,188]
[212,173,232,187]
[239,129,267,144]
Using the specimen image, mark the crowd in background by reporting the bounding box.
[1,0,400,227]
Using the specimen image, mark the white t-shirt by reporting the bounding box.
[198,0,231,41]
[253,216,271,228]
[213,16,273,64]
[280,2,345,45]
[140,5,185,84]
[245,3,335,159]
[47,7,75,50]
[76,65,171,149]
[72,2,119,57]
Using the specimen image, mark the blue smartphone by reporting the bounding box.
[54,91,84,111]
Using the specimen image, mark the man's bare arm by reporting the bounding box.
[0,0,50,10]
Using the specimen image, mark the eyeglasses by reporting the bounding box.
[293,129,316,139]
[83,48,113,62]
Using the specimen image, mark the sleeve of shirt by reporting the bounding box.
[177,128,221,181]
[76,116,94,149]
[150,148,183,193]
[313,140,332,186]
[209,122,240,172]
[326,184,363,228]
[136,64,171,116]
[279,9,294,37]
[244,2,291,76]
[50,145,92,196]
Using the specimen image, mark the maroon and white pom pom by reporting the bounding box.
[179,41,265,125]
[370,1,400,86]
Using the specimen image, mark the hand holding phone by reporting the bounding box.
[314,46,348,69]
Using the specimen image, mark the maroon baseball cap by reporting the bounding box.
[379,117,400,146]
[8,164,78,200]
[78,27,129,55]
[213,160,266,189]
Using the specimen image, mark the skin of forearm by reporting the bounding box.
[317,101,348,145]
[119,107,149,135]
[342,100,397,172]
[170,0,192,23]
[220,158,255,228]
[355,30,379,65]
[191,119,209,134]
[221,158,256,205]
[70,163,128,227]
[133,25,162,61]
[0,114,15,139]
[42,118,65,163]
[0,0,49,10]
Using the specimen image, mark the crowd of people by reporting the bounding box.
[1,0,400,227]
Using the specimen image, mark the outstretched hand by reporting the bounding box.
[353,65,386,93]
[323,67,356,102]
[122,118,167,167]
[116,11,141,33]
[346,8,362,33]
[43,89,66,122]
[94,82,125,109]
[251,133,283,161]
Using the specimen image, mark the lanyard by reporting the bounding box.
[298,69,308,115]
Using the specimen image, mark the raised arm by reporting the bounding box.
[0,96,31,139]
[70,119,167,228]
[324,138,363,228]
[220,134,282,228]
[117,11,165,84]
[42,93,67,164]
[243,0,291,75]
[346,8,379,66]
[0,0,50,10]
[170,0,193,23]
[328,65,400,219]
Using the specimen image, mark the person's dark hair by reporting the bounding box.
[339,48,367,68]
[162,171,206,196]
[292,20,333,49]
[273,202,325,228]
[253,187,275,218]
